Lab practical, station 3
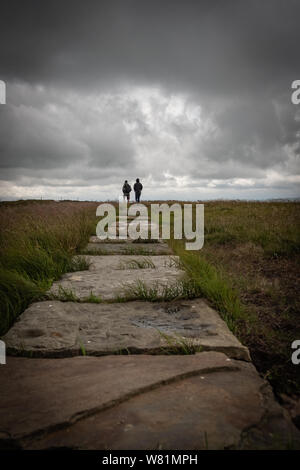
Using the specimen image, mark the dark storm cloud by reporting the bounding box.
[1,0,299,93]
[0,0,299,199]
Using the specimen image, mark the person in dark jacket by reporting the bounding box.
[122,180,132,201]
[133,178,143,202]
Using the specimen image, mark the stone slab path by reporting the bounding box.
[0,352,236,443]
[49,255,183,300]
[0,353,298,450]
[85,242,172,255]
[1,227,300,449]
[4,299,250,360]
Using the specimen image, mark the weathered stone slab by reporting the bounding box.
[96,221,160,241]
[1,354,298,449]
[29,365,300,450]
[107,220,159,230]
[89,235,164,243]
[92,214,160,239]
[49,255,182,299]
[4,299,250,360]
[87,234,170,252]
[84,242,172,254]
[0,352,237,444]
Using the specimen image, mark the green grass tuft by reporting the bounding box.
[157,330,203,355]
[118,257,156,269]
[116,278,202,303]
[84,292,103,303]
[0,269,44,334]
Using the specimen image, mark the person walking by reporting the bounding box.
[133,178,143,202]
[122,180,132,202]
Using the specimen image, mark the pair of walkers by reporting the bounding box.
[122,178,143,202]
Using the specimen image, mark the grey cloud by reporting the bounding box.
[0,0,299,199]
[0,104,87,169]
[0,84,136,173]
[1,0,299,94]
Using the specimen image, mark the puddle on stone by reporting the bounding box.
[20,328,45,338]
[130,317,216,337]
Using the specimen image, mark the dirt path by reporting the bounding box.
[1,226,299,449]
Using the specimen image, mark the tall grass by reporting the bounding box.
[201,201,300,256]
[0,201,98,335]
[168,201,300,396]
[169,240,245,334]
[116,278,202,303]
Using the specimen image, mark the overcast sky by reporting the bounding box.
[0,0,299,200]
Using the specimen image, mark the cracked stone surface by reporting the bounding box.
[49,255,183,299]
[0,353,298,450]
[3,299,250,360]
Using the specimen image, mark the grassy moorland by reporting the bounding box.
[167,201,300,399]
[99,199,300,398]
[0,199,299,401]
[0,200,98,336]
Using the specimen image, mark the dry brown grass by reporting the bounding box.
[170,201,300,399]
